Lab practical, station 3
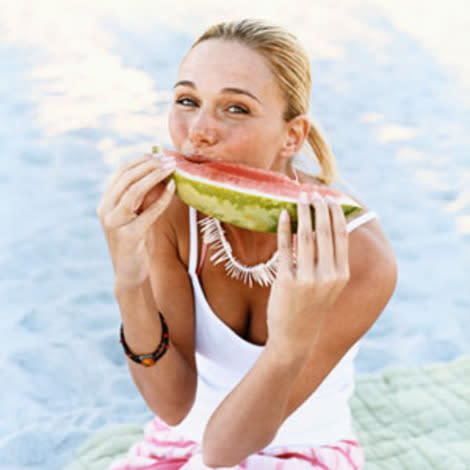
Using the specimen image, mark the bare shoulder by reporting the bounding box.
[146,193,190,260]
[343,202,397,323]
[311,177,397,358]
[297,169,396,285]
[146,193,192,282]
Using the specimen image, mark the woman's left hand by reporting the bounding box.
[266,192,350,359]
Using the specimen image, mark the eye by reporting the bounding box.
[175,97,198,107]
[227,104,249,114]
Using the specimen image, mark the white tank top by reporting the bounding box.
[171,206,378,448]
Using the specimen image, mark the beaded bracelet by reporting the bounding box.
[120,312,169,367]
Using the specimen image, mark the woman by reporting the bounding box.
[97,19,397,469]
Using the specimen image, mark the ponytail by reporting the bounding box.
[301,120,338,185]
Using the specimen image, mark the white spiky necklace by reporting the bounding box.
[198,216,279,288]
[197,167,300,288]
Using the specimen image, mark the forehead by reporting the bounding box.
[178,39,282,99]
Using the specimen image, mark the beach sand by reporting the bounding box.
[0,1,469,468]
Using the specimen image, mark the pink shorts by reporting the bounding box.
[108,417,364,469]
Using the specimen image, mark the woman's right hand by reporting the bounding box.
[96,152,176,289]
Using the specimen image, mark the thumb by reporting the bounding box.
[134,180,176,233]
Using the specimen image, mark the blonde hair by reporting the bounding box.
[190,19,338,185]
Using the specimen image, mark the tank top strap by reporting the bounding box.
[346,210,378,233]
[188,207,211,276]
[188,207,199,275]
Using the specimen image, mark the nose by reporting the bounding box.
[188,108,218,146]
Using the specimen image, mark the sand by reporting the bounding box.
[0,1,469,468]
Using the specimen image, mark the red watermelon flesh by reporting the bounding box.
[157,147,362,232]
[163,148,350,202]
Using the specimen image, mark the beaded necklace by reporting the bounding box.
[197,166,301,288]
[198,216,279,288]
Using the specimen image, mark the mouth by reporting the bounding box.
[181,152,216,164]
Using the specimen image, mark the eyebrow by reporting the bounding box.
[173,80,261,103]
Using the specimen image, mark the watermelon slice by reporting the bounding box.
[155,147,362,233]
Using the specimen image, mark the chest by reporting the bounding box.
[178,216,272,347]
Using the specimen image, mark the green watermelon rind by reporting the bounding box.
[171,170,362,233]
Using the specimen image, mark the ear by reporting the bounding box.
[279,114,310,159]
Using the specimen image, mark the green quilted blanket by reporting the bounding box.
[64,354,470,470]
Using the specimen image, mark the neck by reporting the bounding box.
[222,160,296,263]
[223,225,276,262]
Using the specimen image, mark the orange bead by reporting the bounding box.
[142,357,155,367]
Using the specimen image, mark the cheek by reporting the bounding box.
[226,128,279,166]
[225,130,257,157]
[168,107,187,145]
[244,124,284,152]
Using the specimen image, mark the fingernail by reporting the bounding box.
[325,195,335,205]
[163,162,176,170]
[167,179,175,190]
[300,192,309,204]
[280,210,289,223]
[312,192,323,201]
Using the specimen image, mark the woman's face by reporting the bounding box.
[168,39,292,171]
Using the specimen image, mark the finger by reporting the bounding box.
[108,157,174,211]
[311,193,334,273]
[133,179,176,233]
[99,155,154,215]
[296,192,315,280]
[108,154,153,189]
[118,163,176,216]
[98,155,154,216]
[104,164,175,228]
[277,210,293,277]
[327,196,350,278]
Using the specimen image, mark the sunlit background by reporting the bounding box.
[1,0,469,468]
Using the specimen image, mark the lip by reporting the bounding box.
[181,152,216,163]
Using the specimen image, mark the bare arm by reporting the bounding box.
[97,153,197,425]
[116,276,196,426]
[202,200,397,467]
[116,202,198,425]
